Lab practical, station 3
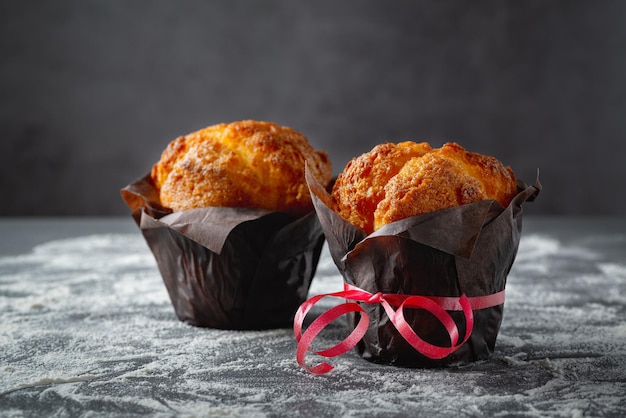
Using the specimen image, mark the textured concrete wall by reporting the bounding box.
[1,1,625,215]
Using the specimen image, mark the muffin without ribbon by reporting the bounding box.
[121,120,332,330]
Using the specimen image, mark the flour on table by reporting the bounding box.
[0,232,625,417]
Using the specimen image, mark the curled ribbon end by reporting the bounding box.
[295,301,369,375]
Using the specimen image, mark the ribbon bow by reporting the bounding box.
[293,283,505,374]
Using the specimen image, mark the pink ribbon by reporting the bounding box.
[294,283,505,374]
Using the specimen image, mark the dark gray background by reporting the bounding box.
[1,0,624,216]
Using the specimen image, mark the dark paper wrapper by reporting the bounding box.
[305,167,540,367]
[121,174,325,330]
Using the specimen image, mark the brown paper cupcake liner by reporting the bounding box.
[295,166,540,371]
[121,174,325,330]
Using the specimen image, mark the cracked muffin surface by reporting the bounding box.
[151,120,332,216]
[331,142,517,233]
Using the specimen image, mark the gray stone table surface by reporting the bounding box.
[0,216,625,417]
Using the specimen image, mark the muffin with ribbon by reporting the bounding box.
[295,141,540,373]
[121,120,332,330]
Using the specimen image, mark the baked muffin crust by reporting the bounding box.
[151,120,331,216]
[332,142,517,233]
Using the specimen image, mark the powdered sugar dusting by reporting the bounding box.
[1,230,625,417]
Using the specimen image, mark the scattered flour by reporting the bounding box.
[0,232,624,417]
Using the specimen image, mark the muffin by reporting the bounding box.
[297,141,540,370]
[121,120,332,330]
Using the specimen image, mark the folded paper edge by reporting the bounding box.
[125,172,315,254]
